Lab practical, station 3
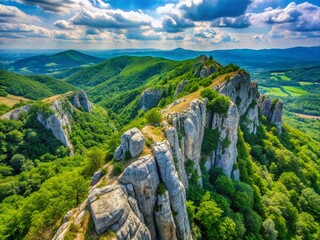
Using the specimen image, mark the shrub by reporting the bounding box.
[113,162,124,175]
[202,127,219,154]
[200,89,218,101]
[208,95,230,114]
[157,183,166,195]
[145,108,162,126]
[215,175,236,197]
[222,137,231,149]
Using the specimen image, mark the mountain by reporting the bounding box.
[0,56,319,240]
[7,50,105,74]
[0,70,78,100]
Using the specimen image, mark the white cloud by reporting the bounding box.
[0,4,42,23]
[54,20,74,30]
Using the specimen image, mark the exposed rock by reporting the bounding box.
[88,184,151,239]
[139,88,163,110]
[167,99,207,187]
[199,65,216,79]
[37,99,73,150]
[152,141,192,240]
[63,210,73,223]
[118,155,160,239]
[52,222,70,240]
[91,170,102,186]
[175,81,188,96]
[233,169,240,181]
[0,105,31,120]
[155,190,177,240]
[72,90,91,112]
[208,103,239,177]
[114,128,145,161]
[259,96,283,133]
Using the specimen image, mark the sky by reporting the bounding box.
[0,0,319,50]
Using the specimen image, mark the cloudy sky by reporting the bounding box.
[0,0,319,50]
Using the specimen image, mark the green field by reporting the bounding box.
[299,81,314,86]
[283,86,308,96]
[259,86,288,97]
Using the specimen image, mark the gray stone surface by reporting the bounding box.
[72,90,91,112]
[118,155,160,239]
[114,128,145,161]
[152,141,192,240]
[139,88,163,110]
[0,105,31,120]
[88,184,151,239]
[155,190,177,240]
[91,170,102,186]
[259,96,283,133]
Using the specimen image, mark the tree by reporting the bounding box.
[215,175,235,197]
[145,108,162,126]
[86,147,105,175]
[263,218,278,240]
[10,154,26,172]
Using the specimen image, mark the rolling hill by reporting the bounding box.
[0,70,78,100]
[8,50,104,74]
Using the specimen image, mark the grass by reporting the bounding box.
[259,87,288,97]
[283,86,308,96]
[299,82,314,86]
[0,94,30,107]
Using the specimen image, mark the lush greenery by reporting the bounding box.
[186,114,320,240]
[201,88,230,114]
[0,70,78,100]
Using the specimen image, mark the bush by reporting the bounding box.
[145,108,162,126]
[113,162,124,175]
[157,183,166,195]
[215,175,235,197]
[202,127,219,154]
[208,95,230,114]
[222,137,231,149]
[200,89,218,101]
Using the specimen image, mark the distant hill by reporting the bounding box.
[8,50,105,74]
[0,70,78,100]
[84,46,320,71]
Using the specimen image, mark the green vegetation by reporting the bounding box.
[9,50,104,74]
[113,162,124,176]
[200,88,230,114]
[157,183,166,195]
[0,70,78,100]
[145,108,162,126]
[202,127,219,154]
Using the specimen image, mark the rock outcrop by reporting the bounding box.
[153,141,192,240]
[118,155,160,239]
[72,90,91,112]
[114,128,145,161]
[37,99,73,149]
[259,96,283,133]
[88,184,151,239]
[139,88,163,110]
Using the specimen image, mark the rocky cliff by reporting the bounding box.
[139,88,163,110]
[259,96,283,133]
[1,91,91,154]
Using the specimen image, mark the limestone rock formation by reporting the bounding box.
[91,170,102,186]
[175,81,188,96]
[118,155,160,239]
[72,90,91,112]
[153,141,192,240]
[139,88,163,110]
[88,184,151,239]
[37,99,72,149]
[155,190,177,240]
[114,128,145,161]
[259,96,283,133]
[199,65,216,78]
[207,103,239,177]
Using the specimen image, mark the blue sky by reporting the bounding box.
[0,0,319,49]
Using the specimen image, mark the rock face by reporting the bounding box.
[114,128,145,161]
[207,103,239,177]
[199,65,216,78]
[118,155,160,239]
[88,184,151,239]
[167,99,207,187]
[91,170,102,186]
[259,96,283,133]
[139,88,163,110]
[153,141,192,240]
[72,90,91,112]
[37,99,73,149]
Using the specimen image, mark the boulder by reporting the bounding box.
[118,155,160,239]
[88,184,151,239]
[139,88,163,110]
[114,128,145,161]
[91,170,102,186]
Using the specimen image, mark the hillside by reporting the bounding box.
[0,70,78,100]
[7,50,104,74]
